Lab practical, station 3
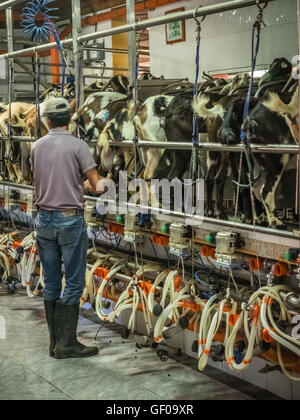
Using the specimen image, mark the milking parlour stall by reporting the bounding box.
[0,0,299,405]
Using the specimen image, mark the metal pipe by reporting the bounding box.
[14,58,49,89]
[72,0,84,109]
[6,7,14,102]
[83,196,300,240]
[296,0,300,216]
[93,141,300,154]
[0,0,26,11]
[0,180,298,239]
[83,46,149,55]
[0,0,276,59]
[0,38,37,46]
[127,0,137,89]
[20,62,130,72]
[15,70,111,78]
[77,0,276,44]
[0,136,299,154]
[84,75,112,80]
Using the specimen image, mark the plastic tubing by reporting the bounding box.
[198,293,221,358]
[153,292,191,343]
[160,270,177,309]
[139,287,152,335]
[24,246,36,297]
[95,263,125,321]
[0,251,10,281]
[225,308,258,372]
[128,287,139,333]
[277,343,300,382]
[148,270,168,314]
[198,299,227,371]
[260,299,300,356]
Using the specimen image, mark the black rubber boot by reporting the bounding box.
[44,300,57,358]
[54,300,99,359]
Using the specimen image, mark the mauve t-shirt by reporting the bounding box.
[30,129,97,211]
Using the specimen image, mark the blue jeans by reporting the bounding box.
[36,211,88,305]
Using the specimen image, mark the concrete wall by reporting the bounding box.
[148,0,298,80]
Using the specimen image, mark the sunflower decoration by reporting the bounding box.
[20,0,59,43]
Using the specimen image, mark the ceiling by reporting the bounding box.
[14,0,127,20]
[0,0,128,28]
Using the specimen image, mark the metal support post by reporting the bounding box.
[72,0,84,109]
[6,7,14,102]
[126,0,137,88]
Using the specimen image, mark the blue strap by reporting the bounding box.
[61,61,66,97]
[240,8,265,142]
[192,31,201,147]
[133,50,139,144]
[35,57,41,139]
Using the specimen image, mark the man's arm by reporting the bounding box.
[84,168,105,193]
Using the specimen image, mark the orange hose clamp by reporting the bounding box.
[200,246,211,257]
[174,276,182,290]
[249,257,264,271]
[249,303,260,319]
[158,236,169,246]
[228,314,240,327]
[94,267,110,279]
[12,241,21,249]
[108,224,124,235]
[273,262,288,278]
[262,328,275,343]
[139,281,152,296]
[178,300,202,312]
[151,235,169,246]
[223,303,233,313]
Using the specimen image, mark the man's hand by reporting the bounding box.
[84,168,106,194]
[84,179,93,192]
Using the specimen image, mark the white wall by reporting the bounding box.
[81,11,113,82]
[149,0,298,80]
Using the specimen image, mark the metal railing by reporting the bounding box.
[0,0,276,59]
[0,180,298,240]
[0,135,298,155]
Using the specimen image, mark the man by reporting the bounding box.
[30,97,102,359]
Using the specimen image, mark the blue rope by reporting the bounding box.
[61,61,66,97]
[35,56,41,138]
[133,51,139,144]
[192,30,201,147]
[76,57,83,111]
[240,7,266,142]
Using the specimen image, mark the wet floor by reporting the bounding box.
[0,288,280,400]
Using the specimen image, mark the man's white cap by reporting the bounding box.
[41,98,70,116]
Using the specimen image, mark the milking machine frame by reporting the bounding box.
[0,0,299,240]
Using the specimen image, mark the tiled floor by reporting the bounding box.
[0,288,280,400]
